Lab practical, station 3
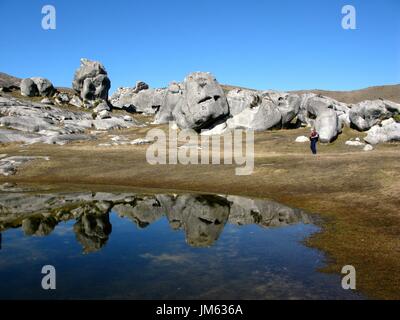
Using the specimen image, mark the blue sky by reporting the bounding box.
[0,0,399,92]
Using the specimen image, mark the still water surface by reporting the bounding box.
[0,190,363,299]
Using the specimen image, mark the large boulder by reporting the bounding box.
[72,58,111,101]
[154,82,184,124]
[132,88,167,114]
[109,81,150,110]
[349,100,395,131]
[174,72,229,131]
[20,78,39,97]
[315,109,340,143]
[297,94,347,125]
[226,99,281,131]
[20,77,55,97]
[31,77,55,96]
[276,94,301,126]
[364,121,400,145]
[226,88,261,116]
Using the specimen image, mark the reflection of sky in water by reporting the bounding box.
[0,212,363,300]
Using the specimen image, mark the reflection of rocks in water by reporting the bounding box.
[158,194,230,247]
[227,196,312,227]
[0,233,2,250]
[0,190,313,250]
[22,216,58,236]
[113,197,164,228]
[73,213,112,254]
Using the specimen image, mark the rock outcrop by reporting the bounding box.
[153,82,184,124]
[72,58,111,101]
[364,120,400,144]
[226,88,261,116]
[227,99,281,131]
[0,96,139,145]
[349,100,399,131]
[315,109,340,143]
[20,77,55,97]
[174,72,230,131]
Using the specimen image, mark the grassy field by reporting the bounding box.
[0,123,399,299]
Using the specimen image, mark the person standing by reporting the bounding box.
[310,129,319,155]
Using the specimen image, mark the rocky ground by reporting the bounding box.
[0,60,400,299]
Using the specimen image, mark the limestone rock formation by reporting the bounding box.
[20,77,55,97]
[153,82,184,124]
[0,96,139,145]
[174,72,230,131]
[226,88,261,116]
[315,109,340,143]
[72,58,111,101]
[226,99,281,131]
[349,100,398,131]
[364,121,400,144]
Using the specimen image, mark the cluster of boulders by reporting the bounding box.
[0,191,311,249]
[0,95,139,146]
[1,58,399,146]
[18,58,113,119]
[110,69,400,144]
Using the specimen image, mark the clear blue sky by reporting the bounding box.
[0,0,399,92]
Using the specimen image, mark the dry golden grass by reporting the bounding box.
[0,119,400,299]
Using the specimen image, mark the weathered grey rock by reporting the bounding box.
[276,94,301,125]
[132,88,167,114]
[297,94,347,126]
[349,100,395,131]
[40,98,53,105]
[93,101,111,113]
[96,110,111,119]
[0,96,139,145]
[0,156,49,176]
[200,122,228,136]
[345,139,365,146]
[226,99,281,131]
[295,136,309,143]
[154,82,184,124]
[31,77,55,96]
[109,87,136,110]
[0,115,59,132]
[174,72,229,130]
[81,74,110,101]
[315,109,340,143]
[54,92,70,105]
[133,81,149,93]
[363,144,374,151]
[69,95,83,108]
[364,122,400,144]
[72,58,111,101]
[20,78,38,97]
[226,88,261,116]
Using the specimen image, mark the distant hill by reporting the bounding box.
[290,84,400,104]
[0,72,21,88]
[222,83,400,104]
